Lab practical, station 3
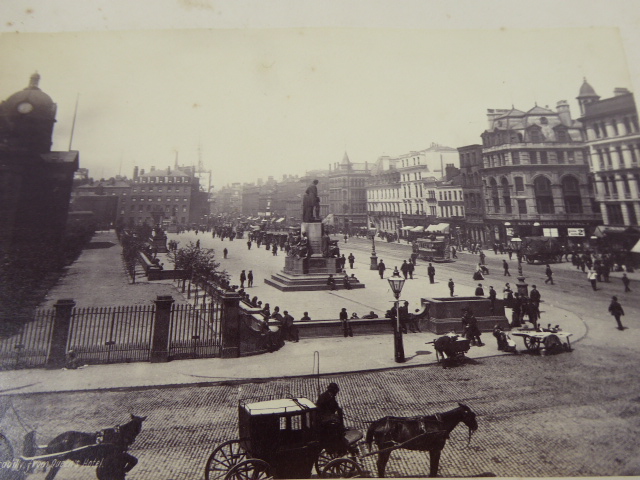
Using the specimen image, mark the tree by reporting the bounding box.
[169,242,228,283]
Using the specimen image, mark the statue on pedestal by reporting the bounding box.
[302,179,320,222]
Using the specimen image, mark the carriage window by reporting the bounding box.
[280,417,287,430]
[291,415,302,431]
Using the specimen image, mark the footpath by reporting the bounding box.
[0,231,588,396]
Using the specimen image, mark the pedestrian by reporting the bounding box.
[479,251,486,265]
[327,274,336,291]
[427,263,436,284]
[451,245,458,259]
[544,264,554,285]
[408,308,421,333]
[339,307,353,337]
[399,301,409,333]
[247,270,254,287]
[448,278,455,297]
[529,284,541,317]
[503,259,511,276]
[272,243,278,256]
[407,260,414,279]
[377,259,386,279]
[343,274,352,290]
[588,270,598,291]
[462,308,483,346]
[511,293,522,328]
[223,247,228,259]
[282,310,299,342]
[247,239,252,250]
[608,296,625,330]
[400,260,409,279]
[507,246,513,260]
[488,286,497,313]
[475,283,485,296]
[622,273,632,292]
[340,254,347,272]
[239,270,246,288]
[348,253,355,269]
[301,312,312,321]
[270,306,284,325]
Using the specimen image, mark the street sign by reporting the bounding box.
[506,227,514,237]
[567,228,585,237]
[543,228,559,237]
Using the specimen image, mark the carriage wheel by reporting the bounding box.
[524,336,540,352]
[543,334,563,354]
[315,449,343,475]
[224,459,271,480]
[321,458,363,478]
[205,440,247,480]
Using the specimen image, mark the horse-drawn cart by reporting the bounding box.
[511,330,573,354]
[204,397,363,480]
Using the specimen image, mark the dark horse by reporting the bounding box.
[36,414,146,480]
[365,403,477,477]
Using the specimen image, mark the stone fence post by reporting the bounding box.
[151,295,175,363]
[47,299,76,368]
[221,291,241,358]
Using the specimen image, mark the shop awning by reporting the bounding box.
[275,218,285,223]
[411,226,425,232]
[632,239,640,253]
[250,226,261,231]
[426,223,450,234]
[400,226,414,231]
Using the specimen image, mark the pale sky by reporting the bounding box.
[0,1,638,189]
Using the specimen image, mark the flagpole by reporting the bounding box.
[68,93,79,151]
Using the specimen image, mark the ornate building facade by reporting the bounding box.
[480,101,601,244]
[578,79,640,250]
[458,144,487,245]
[328,152,370,231]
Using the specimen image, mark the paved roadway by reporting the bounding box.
[1,231,639,479]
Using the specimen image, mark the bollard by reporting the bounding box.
[47,299,76,368]
[151,295,175,363]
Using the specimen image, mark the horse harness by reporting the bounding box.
[381,415,449,450]
[95,426,124,446]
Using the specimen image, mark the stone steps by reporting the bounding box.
[265,271,365,292]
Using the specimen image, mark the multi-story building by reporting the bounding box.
[480,101,601,244]
[0,73,79,253]
[458,144,487,245]
[577,79,640,251]
[366,156,401,238]
[214,182,243,218]
[72,176,131,229]
[328,153,371,232]
[121,166,201,227]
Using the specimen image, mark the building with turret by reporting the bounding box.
[577,79,640,251]
[0,73,79,253]
[328,152,371,232]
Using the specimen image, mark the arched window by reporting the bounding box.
[501,177,512,214]
[534,176,555,214]
[490,178,500,213]
[562,176,582,214]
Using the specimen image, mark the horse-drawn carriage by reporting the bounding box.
[430,334,472,364]
[204,397,363,480]
[2,414,146,480]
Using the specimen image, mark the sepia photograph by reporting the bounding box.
[0,1,639,478]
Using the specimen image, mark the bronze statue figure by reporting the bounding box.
[302,179,320,222]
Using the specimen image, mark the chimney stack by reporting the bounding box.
[556,100,571,125]
[614,87,630,96]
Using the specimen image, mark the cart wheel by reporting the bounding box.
[205,440,247,480]
[524,336,540,352]
[315,449,343,475]
[321,458,362,478]
[224,459,271,480]
[543,334,563,354]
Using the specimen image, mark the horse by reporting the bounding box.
[35,414,146,480]
[365,403,477,478]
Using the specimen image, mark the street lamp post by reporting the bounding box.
[388,268,406,363]
[370,232,378,270]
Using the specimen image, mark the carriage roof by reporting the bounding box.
[240,397,316,417]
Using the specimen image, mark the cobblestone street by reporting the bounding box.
[3,346,640,479]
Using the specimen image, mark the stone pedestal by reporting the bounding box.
[149,232,168,253]
[301,222,323,256]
